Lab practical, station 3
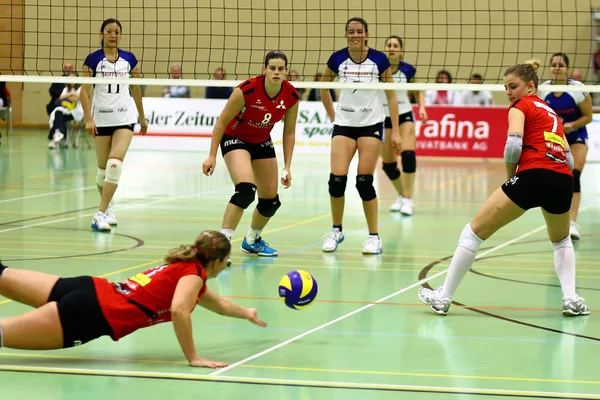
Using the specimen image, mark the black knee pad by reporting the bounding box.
[257,195,281,218]
[356,174,376,201]
[229,182,257,209]
[401,150,416,173]
[382,162,401,181]
[573,169,581,193]
[328,174,347,198]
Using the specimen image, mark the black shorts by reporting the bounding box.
[384,112,415,129]
[501,169,573,215]
[96,124,135,136]
[220,133,276,160]
[48,276,114,348]
[331,122,384,141]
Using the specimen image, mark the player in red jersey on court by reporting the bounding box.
[418,59,590,317]
[202,50,300,263]
[0,231,267,368]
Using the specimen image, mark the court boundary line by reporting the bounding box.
[0,187,231,234]
[0,186,96,204]
[209,222,555,377]
[0,365,598,399]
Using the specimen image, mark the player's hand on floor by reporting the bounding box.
[202,156,216,176]
[189,357,228,368]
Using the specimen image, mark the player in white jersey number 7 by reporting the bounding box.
[319,17,402,255]
[80,18,148,232]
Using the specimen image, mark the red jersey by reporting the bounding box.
[224,75,300,144]
[93,260,208,341]
[510,95,572,176]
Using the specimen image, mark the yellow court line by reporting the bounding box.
[0,353,598,387]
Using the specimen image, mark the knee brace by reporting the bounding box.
[356,174,376,201]
[96,167,106,187]
[328,174,347,198]
[573,169,581,193]
[104,158,123,184]
[458,223,484,253]
[229,182,257,209]
[382,162,401,181]
[401,150,416,173]
[257,195,281,218]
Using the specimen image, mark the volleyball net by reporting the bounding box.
[1,0,598,93]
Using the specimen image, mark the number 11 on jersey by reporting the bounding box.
[107,84,120,94]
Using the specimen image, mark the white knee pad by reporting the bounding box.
[552,236,573,251]
[96,168,106,187]
[458,223,484,253]
[104,158,123,185]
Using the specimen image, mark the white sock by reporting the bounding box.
[221,228,234,241]
[440,224,483,299]
[553,237,576,299]
[246,226,262,244]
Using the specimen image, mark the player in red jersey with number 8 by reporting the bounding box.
[0,231,267,368]
[202,51,300,264]
[418,59,590,317]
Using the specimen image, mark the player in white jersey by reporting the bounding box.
[319,17,402,255]
[380,35,428,216]
[80,18,148,232]
[537,52,593,240]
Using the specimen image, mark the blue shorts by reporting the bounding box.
[565,129,588,146]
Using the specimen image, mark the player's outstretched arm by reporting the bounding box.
[198,288,267,327]
[202,87,245,176]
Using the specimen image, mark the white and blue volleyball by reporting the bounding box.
[278,270,318,310]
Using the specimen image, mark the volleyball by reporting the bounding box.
[278,270,318,310]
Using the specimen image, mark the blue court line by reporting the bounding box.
[189,323,599,346]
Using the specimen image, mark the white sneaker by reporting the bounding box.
[569,221,580,240]
[322,228,344,252]
[105,204,118,226]
[48,140,57,149]
[400,198,413,216]
[91,211,111,231]
[389,196,404,212]
[362,235,382,254]
[52,131,65,143]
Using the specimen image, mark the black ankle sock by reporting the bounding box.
[369,233,379,236]
[0,262,6,278]
[333,224,342,231]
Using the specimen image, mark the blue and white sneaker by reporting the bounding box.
[91,211,111,232]
[322,228,344,252]
[241,237,279,256]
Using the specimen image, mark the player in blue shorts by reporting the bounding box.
[80,18,148,232]
[319,17,402,255]
[537,52,593,240]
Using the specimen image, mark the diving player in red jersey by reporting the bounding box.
[418,59,590,317]
[0,231,267,368]
[202,51,300,263]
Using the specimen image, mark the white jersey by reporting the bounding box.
[461,90,493,106]
[84,49,139,127]
[326,47,390,127]
[382,61,416,116]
